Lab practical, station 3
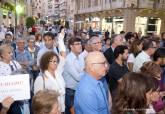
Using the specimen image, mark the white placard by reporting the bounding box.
[0,74,30,102]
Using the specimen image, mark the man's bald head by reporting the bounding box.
[85,51,108,80]
[85,51,105,65]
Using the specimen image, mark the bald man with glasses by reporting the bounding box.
[74,51,111,114]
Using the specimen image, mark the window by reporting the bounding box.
[94,0,98,6]
[88,0,91,7]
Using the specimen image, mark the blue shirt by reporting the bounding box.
[15,49,33,68]
[62,52,84,90]
[74,72,110,114]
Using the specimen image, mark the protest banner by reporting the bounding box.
[0,74,30,102]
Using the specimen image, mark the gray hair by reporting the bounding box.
[111,34,120,44]
[16,37,26,43]
[27,35,35,42]
[88,35,99,44]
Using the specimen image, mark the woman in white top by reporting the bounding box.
[34,51,65,113]
[0,44,29,114]
[0,44,22,75]
[127,39,143,71]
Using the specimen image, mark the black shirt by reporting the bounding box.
[104,47,115,65]
[107,61,129,93]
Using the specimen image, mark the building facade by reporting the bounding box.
[0,0,15,26]
[74,0,165,35]
[0,0,32,26]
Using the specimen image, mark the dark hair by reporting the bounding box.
[120,31,125,34]
[133,32,139,39]
[125,32,134,41]
[5,33,12,38]
[114,45,128,59]
[40,51,59,72]
[35,33,42,42]
[112,72,158,114]
[152,37,160,44]
[142,38,154,51]
[129,39,143,57]
[68,37,82,50]
[59,26,64,33]
[43,32,55,40]
[153,47,165,61]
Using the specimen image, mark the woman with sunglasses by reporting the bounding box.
[34,51,65,113]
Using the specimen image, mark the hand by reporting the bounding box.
[160,91,165,97]
[32,65,39,71]
[2,97,14,109]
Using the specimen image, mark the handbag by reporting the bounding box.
[42,75,46,89]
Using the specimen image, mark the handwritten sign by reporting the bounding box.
[0,74,30,102]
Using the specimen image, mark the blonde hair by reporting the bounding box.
[0,44,13,58]
[32,90,59,114]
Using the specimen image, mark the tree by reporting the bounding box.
[26,17,35,28]
[40,20,46,25]
[65,21,69,29]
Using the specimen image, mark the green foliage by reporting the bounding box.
[54,20,61,25]
[26,17,35,28]
[2,2,15,11]
[65,21,69,29]
[40,20,46,25]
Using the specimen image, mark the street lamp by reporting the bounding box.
[15,0,17,38]
[15,0,23,38]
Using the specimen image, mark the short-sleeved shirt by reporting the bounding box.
[107,61,129,92]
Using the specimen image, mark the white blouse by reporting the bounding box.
[57,33,66,52]
[0,60,22,76]
[34,57,66,112]
[127,53,135,63]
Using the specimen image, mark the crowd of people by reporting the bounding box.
[0,23,165,114]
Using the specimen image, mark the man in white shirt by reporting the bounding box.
[37,32,64,66]
[133,39,157,72]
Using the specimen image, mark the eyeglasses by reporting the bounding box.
[92,61,109,68]
[49,60,58,64]
[92,42,102,45]
[72,43,82,46]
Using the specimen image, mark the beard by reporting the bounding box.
[160,64,165,68]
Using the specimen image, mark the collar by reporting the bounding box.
[69,51,80,60]
[141,51,150,59]
[111,46,115,52]
[84,72,101,86]
[15,49,25,54]
[28,47,35,53]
